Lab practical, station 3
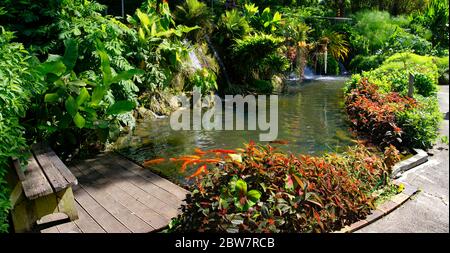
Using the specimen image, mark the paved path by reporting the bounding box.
[40,153,188,233]
[357,85,449,233]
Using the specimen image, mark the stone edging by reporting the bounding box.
[391,149,428,179]
[335,181,419,233]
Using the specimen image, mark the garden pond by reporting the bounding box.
[114,78,355,186]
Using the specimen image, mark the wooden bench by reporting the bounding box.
[9,143,78,232]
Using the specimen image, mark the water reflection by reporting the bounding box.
[115,79,354,185]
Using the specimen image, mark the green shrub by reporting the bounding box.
[0,27,44,233]
[350,55,385,72]
[231,33,287,82]
[31,40,143,158]
[346,53,443,150]
[413,73,437,97]
[185,68,218,93]
[352,11,409,54]
[358,52,439,95]
[168,143,399,233]
[397,96,442,149]
[383,30,432,56]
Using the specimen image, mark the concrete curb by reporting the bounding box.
[391,149,428,179]
[335,181,419,233]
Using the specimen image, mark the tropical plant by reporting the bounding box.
[174,0,213,41]
[0,27,44,233]
[30,39,143,157]
[231,33,287,82]
[185,68,218,93]
[167,143,399,232]
[410,0,449,49]
[397,95,442,149]
[217,9,251,44]
[127,5,198,92]
[345,78,417,149]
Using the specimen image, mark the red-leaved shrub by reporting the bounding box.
[345,78,416,148]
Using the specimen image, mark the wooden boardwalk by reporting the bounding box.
[40,153,188,233]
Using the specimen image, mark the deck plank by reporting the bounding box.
[71,164,154,233]
[55,221,82,233]
[91,160,179,219]
[71,185,131,233]
[109,155,188,201]
[82,160,170,229]
[39,152,188,233]
[73,202,106,233]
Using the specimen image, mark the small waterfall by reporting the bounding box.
[303,66,316,80]
[204,35,232,87]
[188,50,202,70]
[338,61,349,75]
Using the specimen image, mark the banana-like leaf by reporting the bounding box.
[95,40,112,86]
[65,96,78,117]
[90,85,107,106]
[111,69,145,84]
[39,60,66,76]
[63,39,78,72]
[76,87,90,106]
[73,112,86,128]
[44,93,60,103]
[106,100,136,115]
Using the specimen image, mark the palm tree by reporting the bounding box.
[310,31,349,74]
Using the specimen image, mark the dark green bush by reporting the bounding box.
[413,73,437,97]
[231,33,287,82]
[0,28,44,233]
[397,96,442,149]
[349,55,385,72]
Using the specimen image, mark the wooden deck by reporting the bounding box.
[39,153,188,233]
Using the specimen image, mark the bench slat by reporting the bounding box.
[21,156,53,200]
[40,144,78,186]
[32,143,70,192]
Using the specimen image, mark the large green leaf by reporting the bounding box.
[95,40,112,85]
[44,93,60,103]
[247,190,261,206]
[235,179,247,195]
[90,85,107,106]
[73,112,86,128]
[111,69,145,84]
[106,100,136,115]
[63,39,78,72]
[39,60,66,76]
[75,87,90,106]
[65,96,78,117]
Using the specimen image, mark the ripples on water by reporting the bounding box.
[115,79,354,185]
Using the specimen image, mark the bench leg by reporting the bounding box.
[56,187,78,221]
[11,199,33,233]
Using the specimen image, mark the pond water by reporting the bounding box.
[114,78,354,186]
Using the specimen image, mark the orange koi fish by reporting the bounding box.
[178,155,202,160]
[194,148,207,155]
[209,149,237,154]
[181,159,200,172]
[202,158,222,164]
[143,158,166,167]
[187,165,208,179]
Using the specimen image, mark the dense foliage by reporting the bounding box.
[345,53,444,149]
[0,28,44,233]
[0,0,447,233]
[168,143,400,232]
